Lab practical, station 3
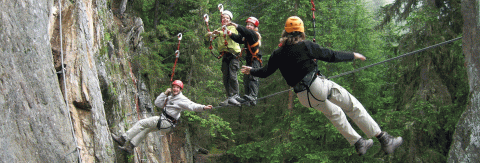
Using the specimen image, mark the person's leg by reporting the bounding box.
[297,78,362,145]
[327,81,402,154]
[248,59,261,98]
[123,116,160,146]
[221,56,231,98]
[228,56,240,97]
[245,59,260,105]
[327,81,381,138]
[227,55,240,105]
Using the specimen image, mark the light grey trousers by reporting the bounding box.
[297,77,381,145]
[122,115,173,146]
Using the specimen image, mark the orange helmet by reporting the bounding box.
[246,17,259,27]
[172,80,184,89]
[284,16,304,33]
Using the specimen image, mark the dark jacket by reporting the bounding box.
[250,40,354,87]
[229,25,262,63]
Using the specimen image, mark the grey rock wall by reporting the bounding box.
[0,0,78,162]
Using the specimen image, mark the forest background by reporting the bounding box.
[122,0,467,162]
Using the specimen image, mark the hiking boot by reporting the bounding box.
[111,133,126,146]
[236,96,249,106]
[243,95,256,106]
[354,138,373,156]
[378,132,403,154]
[118,141,135,154]
[228,95,241,106]
[196,147,209,154]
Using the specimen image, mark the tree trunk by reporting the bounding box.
[447,0,480,162]
[119,0,128,15]
[154,0,160,29]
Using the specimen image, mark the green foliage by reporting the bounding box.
[124,0,468,162]
[183,111,234,139]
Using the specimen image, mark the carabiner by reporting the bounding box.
[218,4,224,14]
[177,33,183,41]
[203,14,209,22]
[175,50,180,58]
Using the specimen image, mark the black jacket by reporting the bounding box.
[229,25,262,62]
[250,40,354,87]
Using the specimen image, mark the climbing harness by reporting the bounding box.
[157,106,177,130]
[170,33,182,81]
[311,0,316,42]
[213,37,462,109]
[246,33,262,66]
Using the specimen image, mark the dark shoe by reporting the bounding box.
[378,132,403,154]
[196,147,209,154]
[111,133,126,146]
[236,96,249,106]
[118,141,135,154]
[228,95,241,106]
[243,95,257,106]
[355,138,373,156]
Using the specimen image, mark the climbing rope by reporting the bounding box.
[311,0,316,43]
[170,33,183,81]
[213,37,462,109]
[59,0,82,162]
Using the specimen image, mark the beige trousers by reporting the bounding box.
[123,115,173,146]
[297,77,381,145]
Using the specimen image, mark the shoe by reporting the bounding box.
[236,96,249,106]
[228,95,241,106]
[355,138,373,156]
[243,95,256,106]
[378,132,403,154]
[196,147,209,154]
[118,141,135,154]
[111,133,126,146]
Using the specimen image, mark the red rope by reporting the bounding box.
[170,33,182,81]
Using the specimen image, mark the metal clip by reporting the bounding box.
[177,33,182,41]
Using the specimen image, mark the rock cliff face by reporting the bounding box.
[0,0,173,162]
[0,1,78,162]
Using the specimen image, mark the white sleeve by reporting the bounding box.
[154,93,168,108]
[178,98,205,112]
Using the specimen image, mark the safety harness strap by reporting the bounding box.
[246,33,262,65]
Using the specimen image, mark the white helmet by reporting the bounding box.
[223,10,233,20]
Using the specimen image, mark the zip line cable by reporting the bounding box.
[327,37,462,79]
[212,37,462,109]
[59,1,82,162]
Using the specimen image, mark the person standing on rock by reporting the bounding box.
[111,80,213,153]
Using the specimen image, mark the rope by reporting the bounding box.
[213,36,462,109]
[311,0,316,42]
[327,37,462,79]
[59,0,82,162]
[170,33,183,81]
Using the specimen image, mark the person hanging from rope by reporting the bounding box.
[204,10,242,106]
[241,16,403,156]
[111,80,213,153]
[226,17,262,106]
